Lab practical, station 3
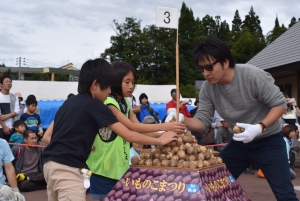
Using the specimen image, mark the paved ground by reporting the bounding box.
[21,167,300,201]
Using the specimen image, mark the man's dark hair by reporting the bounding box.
[193,38,235,68]
[0,75,12,83]
[78,58,114,94]
[111,61,137,97]
[170,89,176,96]
[13,120,25,129]
[67,93,75,99]
[26,97,37,106]
[24,130,35,139]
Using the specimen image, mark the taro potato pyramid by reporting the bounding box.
[131,130,223,169]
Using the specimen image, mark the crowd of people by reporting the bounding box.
[0,37,299,201]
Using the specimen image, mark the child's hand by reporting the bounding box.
[38,132,43,136]
[158,131,178,145]
[164,122,186,133]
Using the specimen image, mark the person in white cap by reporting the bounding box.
[14,92,25,120]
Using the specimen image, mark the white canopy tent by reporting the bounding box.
[10,81,187,104]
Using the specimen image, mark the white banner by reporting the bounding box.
[156,6,178,29]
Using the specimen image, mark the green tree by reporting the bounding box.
[231,10,242,42]
[217,19,231,43]
[101,17,143,70]
[180,84,199,98]
[0,63,5,67]
[0,68,11,77]
[101,17,178,85]
[55,74,69,81]
[202,15,216,36]
[231,31,260,63]
[178,2,203,85]
[266,16,287,44]
[138,25,177,84]
[289,17,297,28]
[24,73,50,81]
[237,6,266,62]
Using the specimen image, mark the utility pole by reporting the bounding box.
[15,57,25,80]
[18,57,21,80]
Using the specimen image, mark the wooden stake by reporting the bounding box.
[176,28,179,122]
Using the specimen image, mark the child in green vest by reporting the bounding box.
[86,61,186,200]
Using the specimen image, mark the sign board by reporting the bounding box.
[156,6,178,29]
[103,165,251,201]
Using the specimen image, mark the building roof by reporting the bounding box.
[0,63,80,75]
[59,63,79,71]
[247,21,300,70]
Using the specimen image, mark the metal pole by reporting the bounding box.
[18,57,21,80]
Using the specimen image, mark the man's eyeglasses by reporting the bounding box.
[196,60,219,73]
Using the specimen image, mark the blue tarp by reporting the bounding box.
[38,100,196,128]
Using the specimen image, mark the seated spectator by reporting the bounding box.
[166,89,191,118]
[215,119,233,152]
[0,138,25,200]
[9,120,26,148]
[142,116,162,148]
[129,143,144,165]
[12,130,47,192]
[282,124,297,179]
[142,115,156,124]
[20,97,43,139]
[136,93,159,123]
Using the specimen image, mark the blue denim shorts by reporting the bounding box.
[89,173,118,200]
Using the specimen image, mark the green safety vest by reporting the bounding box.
[86,97,130,180]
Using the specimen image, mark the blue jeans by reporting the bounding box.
[221,132,298,201]
[89,173,118,200]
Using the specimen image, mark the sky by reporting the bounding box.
[0,0,299,69]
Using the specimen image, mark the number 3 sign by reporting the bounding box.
[156,6,178,29]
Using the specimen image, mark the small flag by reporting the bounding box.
[156,6,178,29]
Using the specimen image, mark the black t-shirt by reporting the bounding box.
[43,94,118,168]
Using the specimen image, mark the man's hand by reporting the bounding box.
[37,132,43,137]
[2,126,12,135]
[0,114,10,121]
[0,184,15,200]
[158,131,178,145]
[12,187,26,201]
[165,112,184,123]
[215,124,222,129]
[232,123,262,143]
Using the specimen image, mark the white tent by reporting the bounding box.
[10,81,183,104]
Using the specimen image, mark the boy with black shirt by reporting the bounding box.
[43,58,178,201]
